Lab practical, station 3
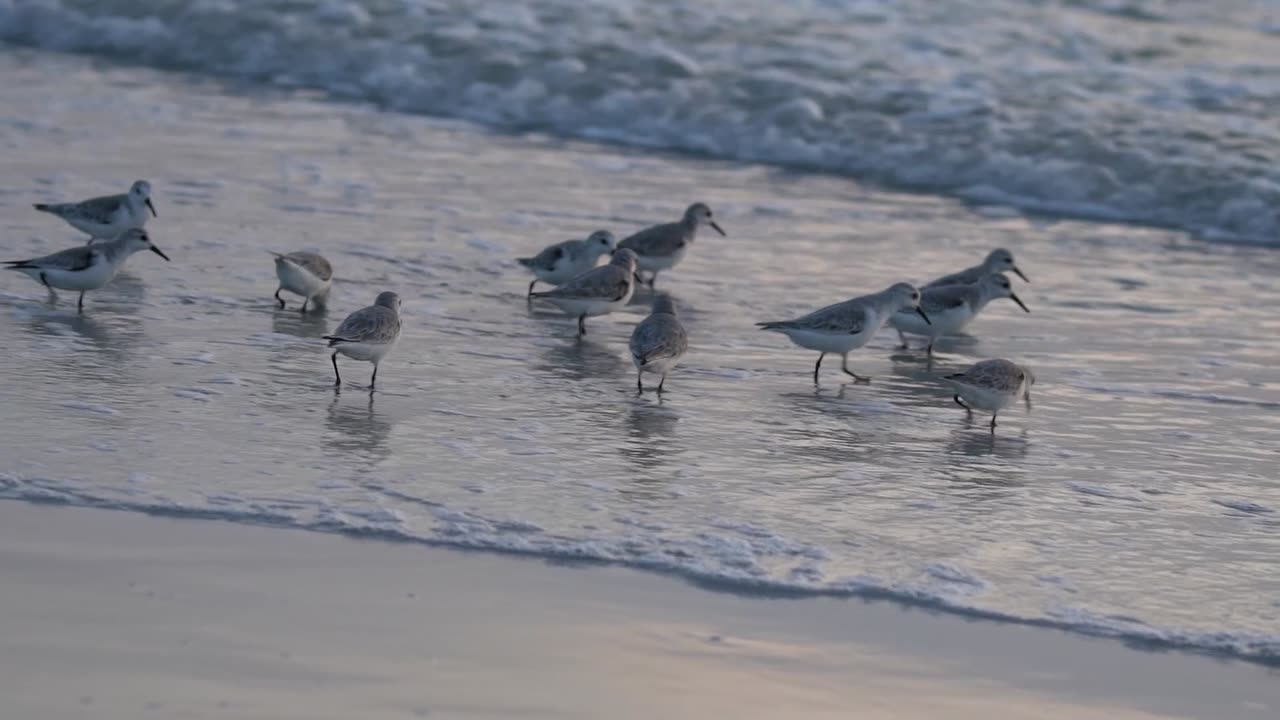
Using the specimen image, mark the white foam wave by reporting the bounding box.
[2,0,1279,243]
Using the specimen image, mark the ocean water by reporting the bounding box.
[0,4,1278,670]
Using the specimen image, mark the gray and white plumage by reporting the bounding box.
[891,272,1030,352]
[924,248,1029,289]
[758,282,930,383]
[618,203,724,287]
[271,250,333,312]
[944,358,1035,429]
[530,249,638,336]
[4,228,170,311]
[517,230,616,295]
[34,180,157,240]
[629,294,688,393]
[323,291,402,387]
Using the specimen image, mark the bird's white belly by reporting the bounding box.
[32,260,117,291]
[634,353,684,374]
[276,262,330,298]
[635,247,686,273]
[949,382,1019,412]
[335,340,396,363]
[776,326,873,354]
[892,304,970,338]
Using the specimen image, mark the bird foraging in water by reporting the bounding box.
[271,251,333,312]
[529,248,638,337]
[891,273,1030,354]
[924,248,1029,289]
[629,293,688,394]
[757,282,930,384]
[323,291,402,388]
[943,358,1035,430]
[34,180,157,241]
[3,228,170,312]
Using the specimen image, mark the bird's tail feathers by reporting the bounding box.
[323,335,354,346]
[516,257,536,268]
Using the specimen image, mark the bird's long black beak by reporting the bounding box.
[633,272,644,285]
[710,221,726,236]
[150,245,171,261]
[1013,266,1028,283]
[146,198,157,218]
[916,307,931,325]
[1010,293,1030,313]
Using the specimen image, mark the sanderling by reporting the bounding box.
[34,180,157,241]
[271,251,333,312]
[618,203,724,288]
[530,248,638,337]
[944,358,1035,429]
[757,282,930,383]
[629,294,688,393]
[891,273,1030,354]
[323,291,402,388]
[924,248,1029,289]
[4,228,170,312]
[517,230,616,297]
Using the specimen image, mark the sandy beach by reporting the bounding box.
[1,502,1276,720]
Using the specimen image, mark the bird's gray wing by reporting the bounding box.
[916,285,971,314]
[6,245,96,271]
[286,252,333,280]
[64,194,127,223]
[619,222,685,257]
[950,360,1023,392]
[329,306,400,343]
[795,300,869,334]
[541,265,630,300]
[630,315,688,363]
[519,240,575,271]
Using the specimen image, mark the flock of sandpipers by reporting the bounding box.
[5,181,1035,429]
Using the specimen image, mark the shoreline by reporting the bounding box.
[1,501,1277,720]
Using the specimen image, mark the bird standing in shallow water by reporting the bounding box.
[271,251,333,313]
[34,180,158,241]
[529,249,638,337]
[517,230,616,298]
[629,294,688,394]
[924,248,1029,289]
[323,291,402,388]
[4,228,170,312]
[891,273,1030,355]
[618,203,724,289]
[758,282,930,384]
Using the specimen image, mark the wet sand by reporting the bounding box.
[1,502,1276,720]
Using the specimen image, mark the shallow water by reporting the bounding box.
[1,52,1278,665]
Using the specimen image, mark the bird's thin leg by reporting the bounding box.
[926,340,935,357]
[331,352,342,386]
[896,328,909,349]
[577,314,587,337]
[301,297,310,313]
[39,272,57,303]
[954,395,971,412]
[647,272,658,289]
[1025,391,1033,412]
[527,280,537,298]
[636,372,644,394]
[813,353,825,384]
[77,291,85,313]
[370,364,378,389]
[841,354,869,383]
[275,289,286,309]
[657,374,667,394]
[990,413,998,430]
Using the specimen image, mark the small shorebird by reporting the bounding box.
[757,282,930,384]
[271,251,333,312]
[924,248,1029,289]
[629,294,688,394]
[944,358,1035,429]
[891,273,1030,354]
[618,203,724,288]
[3,228,170,312]
[529,248,638,337]
[34,180,157,240]
[517,230,616,297]
[323,291,402,388]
